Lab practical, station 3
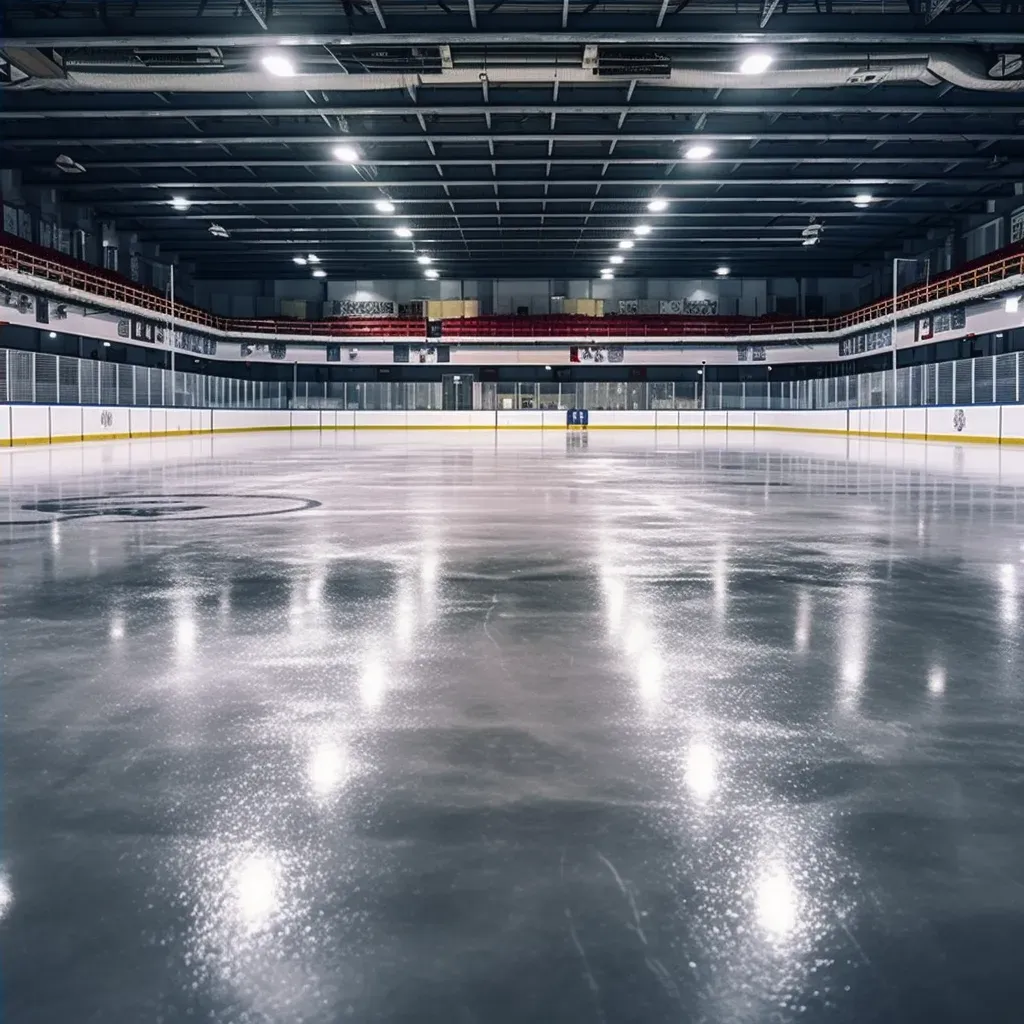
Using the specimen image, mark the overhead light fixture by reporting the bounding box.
[261,52,295,78]
[208,223,229,238]
[312,269,327,278]
[55,154,86,175]
[802,237,819,246]
[416,255,433,265]
[853,193,873,208]
[169,196,191,211]
[599,267,613,276]
[610,255,624,264]
[333,144,360,163]
[394,226,413,238]
[685,144,714,161]
[293,256,307,265]
[375,199,396,213]
[633,224,652,236]
[1006,295,1020,313]
[647,198,668,212]
[739,51,774,75]
[545,364,552,371]
[307,254,320,263]
[715,266,731,277]
[103,341,111,348]
[48,331,57,338]
[425,269,439,279]
[618,239,634,249]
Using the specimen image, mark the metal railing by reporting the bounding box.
[4,233,1024,342]
[1,347,1021,413]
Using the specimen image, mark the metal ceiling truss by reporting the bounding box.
[3,0,1022,278]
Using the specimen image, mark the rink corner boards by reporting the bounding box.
[3,405,1024,447]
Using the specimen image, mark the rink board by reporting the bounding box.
[0,403,1017,446]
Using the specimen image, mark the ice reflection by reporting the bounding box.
[109,613,125,641]
[999,563,1017,626]
[683,740,718,802]
[755,862,798,939]
[359,653,386,710]
[794,589,811,653]
[599,557,663,712]
[838,585,871,707]
[233,853,281,933]
[928,664,946,695]
[711,545,729,619]
[0,870,12,921]
[307,741,349,799]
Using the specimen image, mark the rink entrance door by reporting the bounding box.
[442,374,473,411]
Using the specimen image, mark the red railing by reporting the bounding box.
[2,232,1023,343]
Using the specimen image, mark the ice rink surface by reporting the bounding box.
[3,429,1024,1024]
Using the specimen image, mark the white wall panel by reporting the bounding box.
[497,411,544,429]
[728,411,755,428]
[927,405,1000,442]
[290,410,321,430]
[904,408,927,438]
[50,405,83,442]
[0,405,11,446]
[83,406,129,440]
[10,405,50,444]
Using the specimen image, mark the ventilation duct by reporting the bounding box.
[4,50,1023,93]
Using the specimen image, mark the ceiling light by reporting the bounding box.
[416,255,433,265]
[260,52,295,78]
[103,341,111,348]
[307,253,319,263]
[208,223,229,238]
[293,256,307,265]
[739,51,774,75]
[375,200,396,213]
[715,266,731,277]
[633,224,652,236]
[394,226,413,238]
[333,144,360,163]
[685,144,714,161]
[599,267,613,275]
[618,239,634,249]
[55,154,86,175]
[647,198,668,212]
[802,237,819,246]
[48,331,57,338]
[1006,295,1020,313]
[169,196,191,211]
[425,269,439,279]
[610,255,624,264]
[853,193,873,207]
[312,269,327,278]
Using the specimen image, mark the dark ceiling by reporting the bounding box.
[2,0,1024,281]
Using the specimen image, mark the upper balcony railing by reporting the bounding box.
[3,232,1023,343]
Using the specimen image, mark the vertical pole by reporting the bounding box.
[891,258,899,408]
[292,362,298,408]
[1017,351,1021,404]
[169,263,176,407]
[56,356,61,405]
[31,352,36,404]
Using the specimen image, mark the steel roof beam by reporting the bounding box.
[240,0,269,32]
[4,103,1023,120]
[6,17,1024,47]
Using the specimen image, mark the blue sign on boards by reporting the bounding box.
[567,408,589,427]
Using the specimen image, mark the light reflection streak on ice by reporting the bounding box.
[599,549,662,712]
[794,589,811,653]
[838,584,871,709]
[999,563,1017,627]
[683,740,718,802]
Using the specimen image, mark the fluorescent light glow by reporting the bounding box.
[306,253,319,263]
[394,226,413,238]
[332,144,360,163]
[312,269,326,278]
[374,199,396,213]
[802,237,819,246]
[599,267,613,275]
[600,272,614,279]
[48,331,57,338]
[715,266,731,277]
[103,340,111,348]
[1006,295,1021,313]
[424,268,439,278]
[685,144,714,161]
[609,255,624,264]
[416,255,433,265]
[853,193,873,207]
[739,51,774,75]
[647,198,669,212]
[260,52,295,77]
[618,239,634,249]
[633,224,652,236]
[169,196,191,211]
[292,256,307,265]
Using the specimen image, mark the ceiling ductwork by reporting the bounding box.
[4,50,1021,92]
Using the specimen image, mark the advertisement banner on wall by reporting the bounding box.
[570,345,625,363]
[1011,205,1024,245]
